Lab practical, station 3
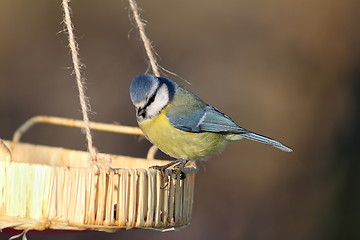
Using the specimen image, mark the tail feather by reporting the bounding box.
[241,132,293,152]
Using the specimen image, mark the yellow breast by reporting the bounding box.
[138,108,229,161]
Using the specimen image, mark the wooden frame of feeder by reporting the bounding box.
[0,116,196,232]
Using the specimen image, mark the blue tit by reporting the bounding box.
[129,74,292,172]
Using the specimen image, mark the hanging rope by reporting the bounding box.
[128,0,160,77]
[61,0,97,162]
[128,0,162,158]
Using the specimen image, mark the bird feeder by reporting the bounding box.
[0,116,196,232]
[0,0,197,232]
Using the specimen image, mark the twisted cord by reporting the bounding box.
[62,0,97,161]
[128,0,160,77]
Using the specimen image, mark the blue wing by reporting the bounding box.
[167,105,247,134]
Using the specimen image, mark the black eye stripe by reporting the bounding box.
[147,93,156,106]
[137,86,159,119]
[143,93,155,110]
[144,85,160,109]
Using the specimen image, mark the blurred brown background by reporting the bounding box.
[1,0,359,239]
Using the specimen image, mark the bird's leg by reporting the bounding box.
[150,159,188,188]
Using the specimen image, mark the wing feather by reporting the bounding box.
[168,105,247,134]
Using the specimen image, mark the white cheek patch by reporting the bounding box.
[146,84,169,119]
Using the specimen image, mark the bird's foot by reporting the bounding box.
[150,159,189,188]
[174,160,189,180]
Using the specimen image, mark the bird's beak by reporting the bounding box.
[137,107,145,117]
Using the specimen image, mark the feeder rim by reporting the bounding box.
[10,115,159,160]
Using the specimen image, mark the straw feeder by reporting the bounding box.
[0,0,196,233]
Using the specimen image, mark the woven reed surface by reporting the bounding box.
[0,141,196,232]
